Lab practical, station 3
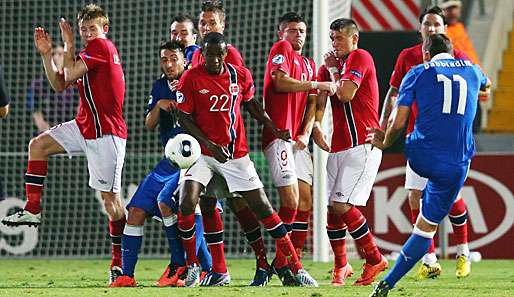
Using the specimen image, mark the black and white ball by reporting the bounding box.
[165,134,201,169]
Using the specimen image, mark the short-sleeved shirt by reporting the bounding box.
[191,44,244,67]
[318,49,379,152]
[397,53,488,164]
[390,43,470,134]
[77,38,127,139]
[27,78,78,127]
[262,40,317,149]
[145,76,186,148]
[176,63,255,159]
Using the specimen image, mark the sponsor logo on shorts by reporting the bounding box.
[335,192,344,197]
[282,174,292,180]
[97,179,108,185]
[249,176,257,182]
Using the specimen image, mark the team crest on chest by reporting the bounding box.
[229,83,239,95]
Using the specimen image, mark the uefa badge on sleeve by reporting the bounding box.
[272,54,285,65]
[176,91,185,103]
[229,83,239,96]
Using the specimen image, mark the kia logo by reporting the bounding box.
[372,167,514,253]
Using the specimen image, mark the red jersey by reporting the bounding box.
[191,44,244,67]
[390,43,470,133]
[262,40,317,149]
[318,49,379,153]
[176,63,255,159]
[76,38,127,139]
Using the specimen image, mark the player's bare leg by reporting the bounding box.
[291,180,312,258]
[409,190,441,279]
[331,201,388,286]
[273,184,299,285]
[2,133,65,227]
[240,188,317,287]
[227,197,272,286]
[101,191,126,285]
[178,180,203,287]
[110,207,144,287]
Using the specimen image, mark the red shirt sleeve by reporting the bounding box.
[79,38,109,71]
[268,40,293,76]
[317,65,330,82]
[226,46,244,66]
[389,50,408,89]
[176,70,195,114]
[341,49,369,87]
[241,67,255,102]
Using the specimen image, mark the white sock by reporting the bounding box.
[456,243,470,257]
[422,252,438,265]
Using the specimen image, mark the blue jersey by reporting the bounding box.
[145,76,186,147]
[185,44,200,69]
[397,53,487,165]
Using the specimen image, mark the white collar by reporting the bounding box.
[431,53,454,61]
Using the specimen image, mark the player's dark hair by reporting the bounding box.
[171,13,195,28]
[201,32,227,49]
[330,18,359,34]
[201,0,225,24]
[278,12,305,31]
[423,33,453,57]
[159,40,185,55]
[419,6,447,25]
[77,3,109,26]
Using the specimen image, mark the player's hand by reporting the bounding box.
[272,127,291,142]
[323,51,338,68]
[59,18,74,46]
[34,27,52,55]
[478,79,492,101]
[294,133,309,151]
[207,143,230,163]
[312,125,330,152]
[366,127,386,150]
[168,80,179,91]
[156,99,176,112]
[317,82,337,96]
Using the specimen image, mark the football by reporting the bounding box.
[165,134,201,169]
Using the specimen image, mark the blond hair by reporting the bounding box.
[77,4,109,26]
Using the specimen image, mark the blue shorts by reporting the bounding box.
[407,153,470,225]
[126,158,180,217]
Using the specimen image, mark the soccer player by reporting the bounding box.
[380,6,479,279]
[110,41,212,288]
[1,4,127,284]
[262,11,336,286]
[312,18,388,286]
[170,13,199,68]
[0,64,10,118]
[368,33,489,297]
[190,1,274,286]
[176,32,318,288]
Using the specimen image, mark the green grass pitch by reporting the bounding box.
[0,259,513,297]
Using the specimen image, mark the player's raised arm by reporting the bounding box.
[59,18,87,84]
[34,27,67,92]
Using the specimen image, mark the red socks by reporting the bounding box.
[449,198,468,245]
[109,216,126,268]
[234,206,269,270]
[327,212,348,268]
[24,160,48,214]
[342,206,381,265]
[291,210,310,257]
[179,213,199,265]
[203,208,227,273]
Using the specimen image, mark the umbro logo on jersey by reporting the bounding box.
[272,54,285,65]
[199,89,210,94]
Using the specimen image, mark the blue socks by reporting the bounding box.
[163,215,186,267]
[195,214,212,271]
[121,225,144,277]
[384,233,432,288]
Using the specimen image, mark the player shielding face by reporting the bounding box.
[313,18,388,286]
[175,32,318,288]
[369,33,489,297]
[1,3,128,285]
[261,12,336,286]
[376,6,487,279]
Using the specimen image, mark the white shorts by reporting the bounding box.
[326,144,382,206]
[48,120,126,193]
[264,139,313,187]
[183,154,263,193]
[404,161,428,191]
